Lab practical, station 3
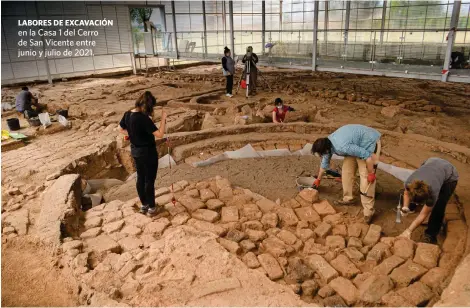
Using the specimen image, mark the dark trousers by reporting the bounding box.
[226,75,233,94]
[425,181,458,238]
[132,147,158,208]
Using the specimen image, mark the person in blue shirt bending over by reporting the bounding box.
[311,124,381,224]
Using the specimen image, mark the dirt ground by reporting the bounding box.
[1,237,79,307]
[1,64,470,306]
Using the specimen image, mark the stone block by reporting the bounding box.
[261,237,288,258]
[187,218,226,236]
[276,207,299,227]
[242,252,260,268]
[218,238,241,254]
[318,285,335,298]
[261,213,278,229]
[389,260,428,288]
[85,234,120,258]
[277,230,297,245]
[297,228,314,242]
[397,281,433,306]
[294,206,321,223]
[305,254,338,283]
[171,212,190,226]
[84,217,102,230]
[373,255,405,275]
[347,223,364,238]
[245,229,267,242]
[303,239,329,255]
[121,225,142,236]
[326,235,346,249]
[239,239,256,252]
[179,196,205,212]
[363,224,381,246]
[206,199,224,210]
[381,291,413,307]
[242,204,262,220]
[367,242,391,263]
[314,222,332,238]
[332,225,347,237]
[323,213,343,225]
[348,237,363,248]
[281,199,301,209]
[298,189,319,203]
[285,257,314,284]
[101,220,125,234]
[242,220,263,231]
[413,242,441,269]
[329,277,358,306]
[358,274,394,304]
[192,209,220,223]
[344,247,365,261]
[256,198,276,213]
[330,254,360,278]
[144,218,170,235]
[420,267,448,290]
[118,236,143,251]
[80,227,102,239]
[258,253,284,280]
[313,200,336,217]
[221,206,239,223]
[199,188,216,201]
[301,280,319,296]
[393,237,415,259]
[226,229,246,243]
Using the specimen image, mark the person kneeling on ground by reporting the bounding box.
[272,98,294,123]
[15,86,46,118]
[119,91,167,216]
[398,157,459,244]
[222,46,235,98]
[311,124,381,224]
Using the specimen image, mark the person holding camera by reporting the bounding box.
[242,46,259,95]
[222,46,235,98]
[119,91,167,216]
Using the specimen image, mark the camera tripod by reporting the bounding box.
[235,54,271,98]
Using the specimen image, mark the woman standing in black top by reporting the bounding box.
[221,46,235,97]
[119,91,167,216]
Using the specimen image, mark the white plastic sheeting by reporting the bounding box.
[192,143,415,183]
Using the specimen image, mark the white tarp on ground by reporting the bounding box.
[192,143,415,183]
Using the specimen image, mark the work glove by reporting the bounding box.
[313,178,321,188]
[399,229,411,239]
[367,173,376,183]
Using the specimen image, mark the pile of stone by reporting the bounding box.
[62,177,460,306]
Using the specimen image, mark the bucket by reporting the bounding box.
[241,80,247,89]
[57,109,68,118]
[6,118,20,131]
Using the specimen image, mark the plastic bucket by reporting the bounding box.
[7,118,20,131]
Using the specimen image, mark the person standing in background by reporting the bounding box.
[119,91,167,216]
[222,46,235,98]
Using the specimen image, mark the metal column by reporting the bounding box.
[380,1,387,44]
[343,1,351,60]
[325,1,329,53]
[171,1,179,59]
[262,1,266,55]
[442,0,461,82]
[312,0,319,71]
[35,1,52,84]
[202,1,208,57]
[228,1,235,57]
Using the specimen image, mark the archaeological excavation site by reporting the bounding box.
[2,0,470,307]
